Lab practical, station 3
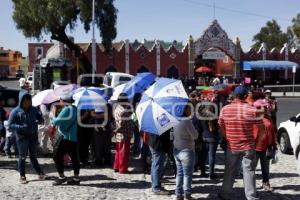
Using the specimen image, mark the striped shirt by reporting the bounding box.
[218,99,263,151]
[114,105,134,142]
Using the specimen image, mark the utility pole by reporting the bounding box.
[262,43,266,82]
[92,0,96,85]
[213,1,216,19]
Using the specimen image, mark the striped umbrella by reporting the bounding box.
[72,87,107,111]
[136,78,188,135]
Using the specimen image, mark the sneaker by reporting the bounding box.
[119,170,131,174]
[200,172,208,178]
[209,173,217,180]
[19,176,28,184]
[38,174,46,181]
[67,177,80,185]
[184,197,195,200]
[6,153,12,159]
[53,177,67,186]
[175,196,184,200]
[160,178,170,184]
[218,193,230,200]
[194,167,198,172]
[153,189,169,195]
[262,182,273,192]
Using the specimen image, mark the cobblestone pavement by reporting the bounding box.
[0,149,299,200]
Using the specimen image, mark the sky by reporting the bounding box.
[0,0,299,57]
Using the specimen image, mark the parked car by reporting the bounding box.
[16,69,24,78]
[0,84,20,107]
[103,72,134,88]
[277,114,300,161]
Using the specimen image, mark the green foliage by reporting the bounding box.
[21,57,29,73]
[292,14,300,41]
[252,19,288,50]
[12,0,117,50]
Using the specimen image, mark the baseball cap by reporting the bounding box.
[264,89,272,93]
[233,86,248,97]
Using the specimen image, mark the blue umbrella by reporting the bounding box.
[135,78,189,135]
[123,72,156,99]
[73,87,107,110]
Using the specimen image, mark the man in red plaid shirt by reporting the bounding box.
[218,86,265,200]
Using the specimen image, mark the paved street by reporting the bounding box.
[0,147,299,200]
[0,79,299,199]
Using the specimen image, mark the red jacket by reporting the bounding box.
[253,116,276,152]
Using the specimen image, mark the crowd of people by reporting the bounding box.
[0,79,280,200]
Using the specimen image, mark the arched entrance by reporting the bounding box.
[105,65,117,73]
[167,65,179,79]
[136,65,149,73]
[194,48,234,77]
[193,20,238,78]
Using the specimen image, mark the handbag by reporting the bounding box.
[51,109,76,151]
[48,125,57,138]
[51,132,64,151]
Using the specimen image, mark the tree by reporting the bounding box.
[252,19,288,51]
[12,0,117,73]
[292,14,300,39]
[289,14,300,48]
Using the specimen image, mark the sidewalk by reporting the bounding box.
[0,150,299,199]
[271,92,300,97]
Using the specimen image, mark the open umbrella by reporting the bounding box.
[123,72,156,99]
[53,84,79,98]
[136,78,188,135]
[195,66,213,73]
[109,72,156,102]
[109,83,126,101]
[73,87,107,111]
[32,89,59,107]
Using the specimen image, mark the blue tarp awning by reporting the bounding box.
[243,60,299,70]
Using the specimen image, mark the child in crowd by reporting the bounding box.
[4,119,18,158]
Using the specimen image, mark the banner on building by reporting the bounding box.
[202,51,225,60]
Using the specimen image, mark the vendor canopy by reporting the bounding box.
[243,60,299,70]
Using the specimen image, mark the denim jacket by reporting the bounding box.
[8,91,43,140]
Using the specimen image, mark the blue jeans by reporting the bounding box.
[201,141,218,175]
[150,146,166,192]
[174,148,195,198]
[221,149,258,200]
[255,151,270,183]
[17,137,43,177]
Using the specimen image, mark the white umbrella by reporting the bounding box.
[136,78,188,135]
[110,83,126,101]
[32,89,59,107]
[53,84,79,98]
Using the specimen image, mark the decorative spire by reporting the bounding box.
[188,35,193,43]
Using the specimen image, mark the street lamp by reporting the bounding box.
[293,65,296,96]
[262,43,266,82]
[92,0,96,85]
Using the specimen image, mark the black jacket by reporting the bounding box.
[147,130,171,153]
